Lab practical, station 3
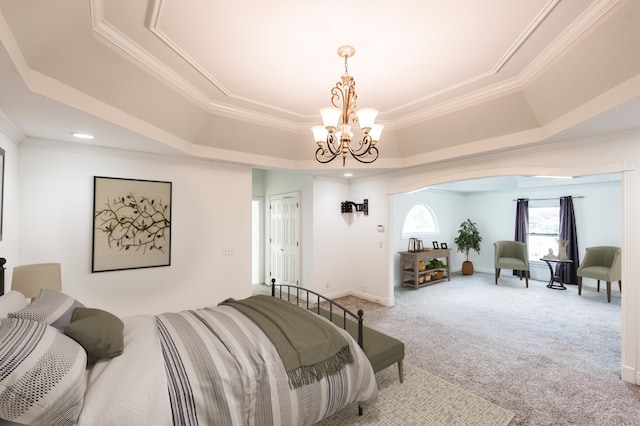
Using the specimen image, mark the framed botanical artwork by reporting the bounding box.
[92,176,172,272]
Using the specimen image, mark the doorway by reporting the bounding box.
[389,171,634,383]
[269,192,300,285]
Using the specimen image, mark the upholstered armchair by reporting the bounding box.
[577,246,621,303]
[494,241,530,288]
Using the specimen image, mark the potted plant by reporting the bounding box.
[454,219,482,275]
[426,258,447,270]
[426,258,447,280]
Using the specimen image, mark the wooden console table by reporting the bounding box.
[400,249,451,289]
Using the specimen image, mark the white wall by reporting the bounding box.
[0,132,20,285]
[15,140,252,317]
[346,177,393,304]
[252,169,266,284]
[311,177,351,294]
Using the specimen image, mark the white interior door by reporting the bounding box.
[269,193,300,285]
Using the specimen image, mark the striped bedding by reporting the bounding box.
[155,305,377,425]
[74,302,377,426]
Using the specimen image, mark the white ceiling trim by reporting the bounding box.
[391,77,524,129]
[90,1,209,107]
[540,73,640,139]
[148,0,312,121]
[0,8,31,82]
[519,0,621,84]
[490,0,560,74]
[399,128,544,170]
[90,0,304,133]
[391,0,559,120]
[147,0,228,96]
[87,0,624,135]
[390,0,621,129]
[145,0,560,127]
[0,108,25,143]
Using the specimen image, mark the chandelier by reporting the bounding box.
[312,46,383,166]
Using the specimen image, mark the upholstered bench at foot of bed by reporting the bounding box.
[318,308,405,383]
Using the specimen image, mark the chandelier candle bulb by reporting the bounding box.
[320,107,341,130]
[356,108,378,131]
[312,125,328,143]
[370,124,384,142]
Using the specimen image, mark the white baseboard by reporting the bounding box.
[349,290,389,307]
[323,289,389,307]
[621,363,638,384]
[320,289,351,300]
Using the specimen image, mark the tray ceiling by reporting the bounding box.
[0,0,638,175]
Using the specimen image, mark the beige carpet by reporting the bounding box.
[321,274,639,425]
[317,362,514,425]
[255,275,640,425]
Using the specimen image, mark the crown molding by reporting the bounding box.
[90,0,303,132]
[89,0,622,134]
[518,0,621,84]
[390,0,621,129]
[0,109,25,144]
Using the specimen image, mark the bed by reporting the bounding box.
[0,280,377,425]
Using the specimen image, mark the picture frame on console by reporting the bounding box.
[432,241,439,249]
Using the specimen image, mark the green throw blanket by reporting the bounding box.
[221,295,354,388]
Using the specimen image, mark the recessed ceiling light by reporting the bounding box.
[344,173,353,177]
[71,132,94,140]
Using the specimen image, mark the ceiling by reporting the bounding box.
[0,0,639,178]
[430,173,621,193]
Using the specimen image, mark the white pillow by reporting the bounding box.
[8,289,84,330]
[0,318,87,425]
[0,291,29,319]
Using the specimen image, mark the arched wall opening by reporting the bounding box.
[385,163,635,384]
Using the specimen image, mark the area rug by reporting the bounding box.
[317,363,514,426]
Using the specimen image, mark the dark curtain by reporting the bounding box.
[556,196,579,284]
[514,198,529,244]
[514,199,529,275]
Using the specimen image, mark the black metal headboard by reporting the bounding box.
[270,278,364,349]
[0,257,6,295]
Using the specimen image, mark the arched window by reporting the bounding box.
[401,203,439,239]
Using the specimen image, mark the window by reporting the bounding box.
[528,201,559,261]
[401,203,438,239]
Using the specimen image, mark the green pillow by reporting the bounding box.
[63,307,124,362]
